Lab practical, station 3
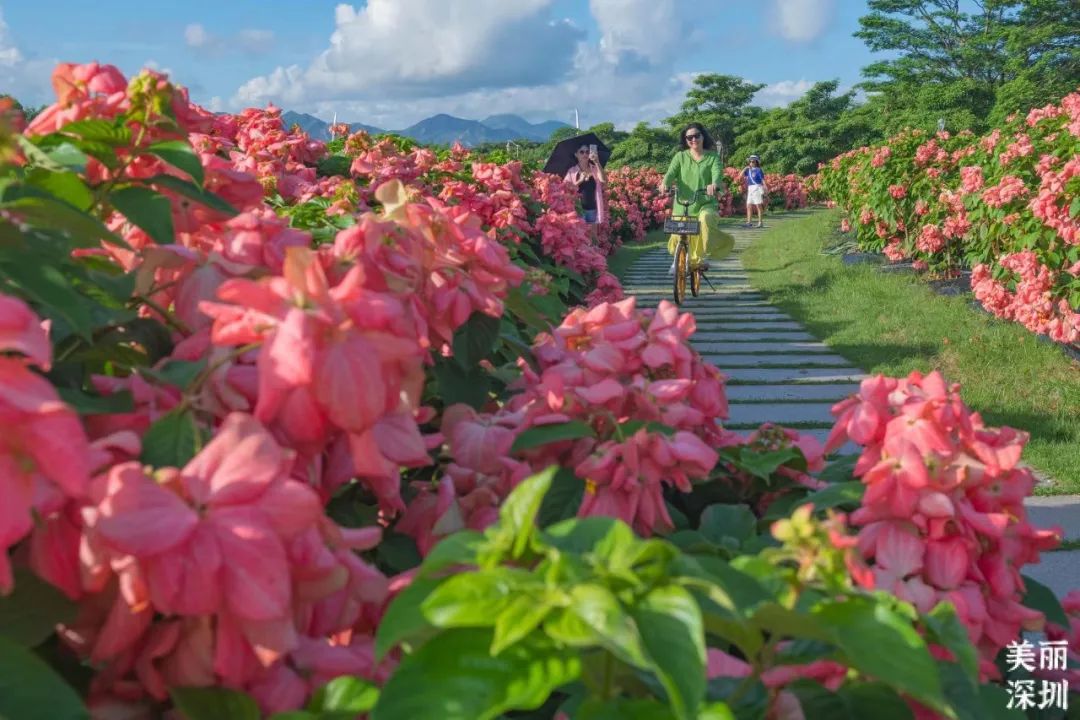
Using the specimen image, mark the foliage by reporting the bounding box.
[0,59,1074,720]
[817,89,1080,346]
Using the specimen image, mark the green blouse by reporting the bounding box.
[663,150,724,215]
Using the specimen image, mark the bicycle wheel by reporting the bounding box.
[690,251,701,297]
[673,241,687,305]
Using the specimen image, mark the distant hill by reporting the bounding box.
[281,111,383,141]
[280,110,569,147]
[482,114,570,142]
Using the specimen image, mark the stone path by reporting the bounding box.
[622,216,1080,598]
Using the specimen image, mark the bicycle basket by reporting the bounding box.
[664,217,701,234]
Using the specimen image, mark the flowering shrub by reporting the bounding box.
[819,90,1080,346]
[0,61,1074,720]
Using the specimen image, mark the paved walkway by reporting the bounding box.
[622,215,1080,599]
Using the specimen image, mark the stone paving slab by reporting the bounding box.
[726,383,858,402]
[727,402,837,427]
[694,330,819,342]
[701,353,854,368]
[697,341,834,354]
[1025,497,1080,542]
[693,321,805,332]
[695,315,807,325]
[724,367,870,384]
[1022,550,1080,600]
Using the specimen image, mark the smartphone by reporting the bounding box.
[589,144,597,156]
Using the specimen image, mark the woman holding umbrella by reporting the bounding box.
[564,144,606,239]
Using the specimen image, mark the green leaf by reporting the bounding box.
[433,359,490,410]
[492,593,555,655]
[0,256,97,340]
[371,628,580,720]
[510,421,596,453]
[0,192,119,248]
[842,683,916,720]
[536,467,584,528]
[421,568,531,628]
[25,169,93,210]
[567,584,649,667]
[308,676,380,714]
[543,516,635,559]
[140,409,201,468]
[110,185,175,245]
[633,584,707,720]
[1021,575,1069,627]
[418,530,484,577]
[376,531,422,574]
[813,597,946,714]
[142,359,207,389]
[805,481,865,511]
[0,568,78,647]
[16,137,86,173]
[55,388,135,415]
[737,447,802,479]
[576,698,679,720]
[57,119,132,147]
[170,687,260,720]
[0,635,86,720]
[147,140,205,185]
[924,603,978,678]
[374,577,442,661]
[452,311,502,369]
[699,504,757,545]
[495,466,557,559]
[144,174,239,216]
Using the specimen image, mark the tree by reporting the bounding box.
[854,0,1080,132]
[993,0,1080,123]
[608,122,677,169]
[733,81,881,175]
[665,74,765,158]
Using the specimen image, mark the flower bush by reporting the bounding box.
[819,90,1080,346]
[0,61,1074,720]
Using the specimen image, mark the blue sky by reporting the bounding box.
[0,0,880,130]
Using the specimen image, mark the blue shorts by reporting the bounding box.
[581,209,598,224]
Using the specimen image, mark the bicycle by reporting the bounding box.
[664,188,716,305]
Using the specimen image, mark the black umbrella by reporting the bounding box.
[542,132,611,177]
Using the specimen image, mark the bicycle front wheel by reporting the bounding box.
[673,241,688,305]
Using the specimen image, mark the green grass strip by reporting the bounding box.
[741,209,1080,495]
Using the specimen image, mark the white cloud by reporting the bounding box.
[589,0,694,72]
[755,78,814,106]
[237,29,275,54]
[231,0,709,130]
[0,10,56,105]
[184,23,274,55]
[235,0,584,108]
[770,0,834,42]
[184,23,212,49]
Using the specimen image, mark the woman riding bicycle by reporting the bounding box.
[659,123,734,275]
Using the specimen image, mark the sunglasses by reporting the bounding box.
[576,149,589,155]
[685,133,702,141]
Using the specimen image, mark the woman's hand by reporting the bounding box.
[706,183,717,197]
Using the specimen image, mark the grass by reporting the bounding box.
[607,229,668,282]
[741,209,1080,495]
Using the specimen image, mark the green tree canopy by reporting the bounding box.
[666,74,765,158]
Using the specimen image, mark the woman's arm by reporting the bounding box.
[660,152,680,192]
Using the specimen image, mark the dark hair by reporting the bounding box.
[679,123,716,151]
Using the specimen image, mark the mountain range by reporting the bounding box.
[281,110,569,146]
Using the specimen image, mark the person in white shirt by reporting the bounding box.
[742,155,768,228]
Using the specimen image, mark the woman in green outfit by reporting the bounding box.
[659,123,735,274]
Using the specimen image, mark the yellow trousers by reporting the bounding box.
[668,208,735,267]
